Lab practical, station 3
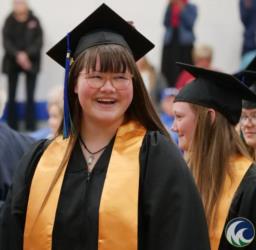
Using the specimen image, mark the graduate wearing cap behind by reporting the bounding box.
[238,56,256,160]
[172,62,256,250]
[0,4,210,250]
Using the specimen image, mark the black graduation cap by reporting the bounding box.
[46,3,155,67]
[46,3,154,138]
[234,56,256,87]
[174,63,256,125]
[243,84,256,109]
[237,56,256,109]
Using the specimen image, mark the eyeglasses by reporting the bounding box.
[240,113,256,125]
[80,72,133,90]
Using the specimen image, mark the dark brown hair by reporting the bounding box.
[64,44,169,138]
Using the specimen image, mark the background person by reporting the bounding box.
[239,0,256,69]
[160,0,197,86]
[241,87,256,160]
[2,0,43,131]
[237,56,256,159]
[137,56,168,110]
[29,85,64,140]
[159,87,179,144]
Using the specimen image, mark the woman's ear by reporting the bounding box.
[208,108,216,124]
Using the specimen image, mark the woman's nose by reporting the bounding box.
[100,79,116,91]
[171,120,177,132]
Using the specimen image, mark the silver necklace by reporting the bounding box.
[79,136,108,166]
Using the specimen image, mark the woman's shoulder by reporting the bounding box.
[183,3,197,15]
[232,163,256,212]
[143,131,180,152]
[238,162,256,188]
[4,13,15,26]
[143,130,174,150]
[242,163,256,189]
[141,130,186,173]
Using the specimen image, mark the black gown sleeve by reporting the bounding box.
[0,139,48,250]
[219,164,256,250]
[139,131,210,250]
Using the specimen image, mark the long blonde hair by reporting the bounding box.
[187,104,251,225]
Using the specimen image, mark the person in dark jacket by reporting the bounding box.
[239,0,256,69]
[2,0,43,131]
[240,0,256,56]
[160,0,197,86]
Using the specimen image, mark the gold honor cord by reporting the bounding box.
[24,136,70,250]
[98,121,146,250]
[24,121,146,250]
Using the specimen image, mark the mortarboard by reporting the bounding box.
[174,63,256,125]
[238,56,256,109]
[47,3,154,67]
[243,83,256,109]
[46,3,155,138]
[234,56,256,87]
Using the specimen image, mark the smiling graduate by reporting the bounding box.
[0,4,210,250]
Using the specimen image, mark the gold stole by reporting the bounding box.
[209,156,252,250]
[23,121,146,250]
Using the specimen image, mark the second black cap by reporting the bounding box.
[237,56,256,109]
[234,56,256,87]
[174,63,256,124]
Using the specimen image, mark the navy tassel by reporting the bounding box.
[63,33,72,138]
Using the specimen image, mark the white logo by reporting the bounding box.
[225,217,255,247]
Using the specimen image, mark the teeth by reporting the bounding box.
[97,98,115,102]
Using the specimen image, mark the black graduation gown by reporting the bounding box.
[218,164,256,250]
[0,131,210,250]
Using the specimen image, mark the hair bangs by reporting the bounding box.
[82,45,134,73]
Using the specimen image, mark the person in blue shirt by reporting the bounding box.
[159,87,179,144]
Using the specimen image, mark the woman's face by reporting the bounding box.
[240,108,256,148]
[74,57,133,126]
[172,102,197,151]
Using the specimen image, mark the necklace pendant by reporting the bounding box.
[87,155,94,165]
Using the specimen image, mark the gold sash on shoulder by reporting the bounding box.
[209,155,252,250]
[23,121,146,250]
[98,121,146,250]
